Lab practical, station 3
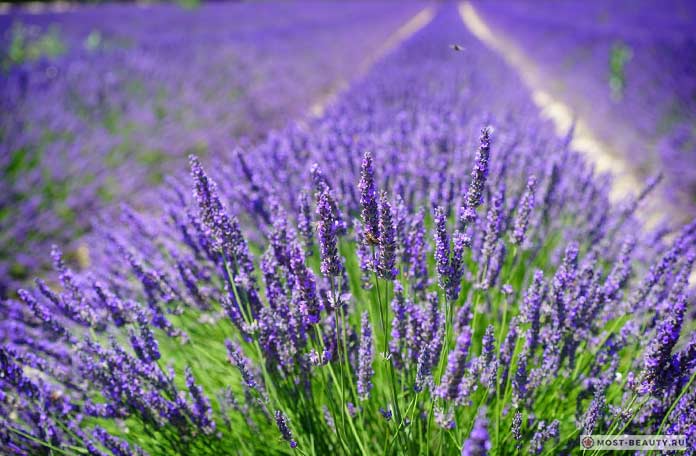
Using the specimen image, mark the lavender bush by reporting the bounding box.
[1,3,695,455]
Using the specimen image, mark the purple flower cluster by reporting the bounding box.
[1,3,695,455]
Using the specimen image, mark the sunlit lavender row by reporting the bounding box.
[0,1,421,296]
[1,2,695,456]
[477,0,696,214]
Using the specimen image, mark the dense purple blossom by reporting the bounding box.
[512,411,523,443]
[93,426,148,456]
[359,151,380,246]
[297,190,315,255]
[479,325,498,393]
[511,175,537,246]
[461,409,491,456]
[529,420,560,455]
[317,190,341,277]
[1,3,695,455]
[405,208,428,293]
[434,206,451,289]
[376,192,397,280]
[438,327,472,401]
[275,410,297,448]
[225,340,258,390]
[289,240,321,325]
[461,127,492,225]
[357,311,374,401]
[639,293,687,394]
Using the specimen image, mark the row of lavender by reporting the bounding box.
[2,3,696,455]
[0,1,421,296]
[476,0,696,215]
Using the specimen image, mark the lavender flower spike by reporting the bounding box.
[357,311,374,401]
[225,340,258,389]
[275,410,297,448]
[511,175,537,245]
[289,240,321,325]
[461,408,491,456]
[438,326,472,401]
[185,367,216,435]
[639,293,687,394]
[297,190,314,254]
[434,206,451,290]
[317,190,341,277]
[377,191,397,280]
[447,231,467,302]
[93,426,148,456]
[480,325,498,393]
[462,126,492,225]
[359,150,380,245]
[512,411,523,442]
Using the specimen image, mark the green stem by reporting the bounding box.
[331,276,347,444]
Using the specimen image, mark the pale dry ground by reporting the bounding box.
[309,5,436,118]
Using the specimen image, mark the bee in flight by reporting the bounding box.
[450,44,465,52]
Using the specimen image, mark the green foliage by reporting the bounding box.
[609,41,632,101]
[2,21,66,71]
[177,0,201,11]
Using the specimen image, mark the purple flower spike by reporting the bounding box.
[512,411,523,442]
[480,325,498,393]
[461,127,492,226]
[185,367,216,435]
[481,184,505,263]
[377,191,397,280]
[522,270,545,351]
[359,151,380,246]
[316,190,341,277]
[438,327,472,401]
[357,311,374,401]
[379,407,393,421]
[461,408,491,456]
[639,293,687,394]
[297,189,314,255]
[92,426,148,456]
[275,410,297,448]
[289,240,321,325]
[434,206,451,289]
[511,175,537,246]
[225,340,258,390]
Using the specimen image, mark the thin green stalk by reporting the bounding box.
[330,276,347,443]
[374,273,405,452]
[311,324,350,453]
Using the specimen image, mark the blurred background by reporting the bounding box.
[1,0,695,296]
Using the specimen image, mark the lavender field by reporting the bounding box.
[1,1,695,455]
